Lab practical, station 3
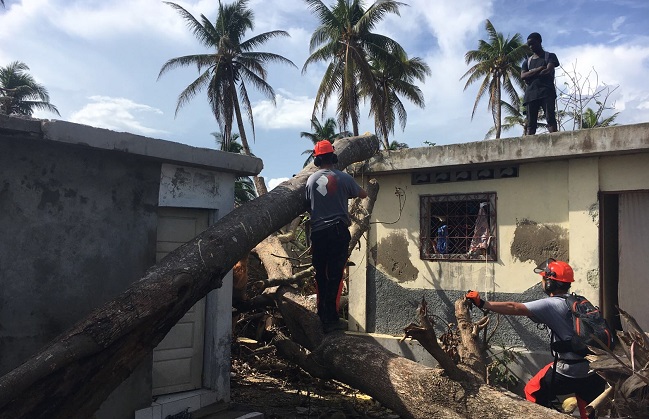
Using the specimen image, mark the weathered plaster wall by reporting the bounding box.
[0,137,160,373]
[0,136,159,416]
[600,153,649,191]
[365,264,552,351]
[159,163,235,210]
[351,143,649,334]
[353,160,574,294]
[510,219,569,264]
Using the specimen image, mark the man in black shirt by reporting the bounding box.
[522,32,560,135]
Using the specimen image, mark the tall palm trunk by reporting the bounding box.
[494,78,502,139]
[348,87,360,138]
[232,91,268,196]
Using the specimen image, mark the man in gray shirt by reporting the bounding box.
[306,140,367,333]
[466,259,605,418]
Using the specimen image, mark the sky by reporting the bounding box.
[2,0,649,189]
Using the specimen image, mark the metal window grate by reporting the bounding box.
[420,193,497,261]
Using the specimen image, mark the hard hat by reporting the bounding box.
[314,140,334,156]
[534,258,574,283]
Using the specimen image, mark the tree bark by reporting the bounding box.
[348,178,379,255]
[274,287,569,419]
[0,135,380,419]
[252,233,294,280]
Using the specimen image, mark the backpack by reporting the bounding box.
[551,293,616,356]
[524,51,550,85]
[527,51,550,69]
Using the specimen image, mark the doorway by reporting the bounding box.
[152,207,210,396]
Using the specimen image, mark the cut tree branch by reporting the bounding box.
[273,286,570,419]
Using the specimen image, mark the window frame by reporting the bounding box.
[419,192,497,261]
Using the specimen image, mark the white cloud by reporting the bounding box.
[3,0,649,180]
[267,177,289,190]
[556,42,649,125]
[68,96,167,136]
[404,0,493,53]
[612,16,626,31]
[252,93,315,130]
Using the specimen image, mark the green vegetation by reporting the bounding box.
[302,0,428,149]
[0,61,60,117]
[213,132,258,205]
[159,0,296,156]
[461,19,528,139]
[299,116,351,167]
[365,50,429,148]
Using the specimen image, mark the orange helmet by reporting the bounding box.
[314,140,334,156]
[534,258,574,283]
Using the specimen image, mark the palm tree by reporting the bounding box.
[299,116,351,167]
[365,51,430,148]
[212,132,257,205]
[580,107,619,129]
[0,61,60,116]
[302,0,407,140]
[461,20,528,139]
[484,98,547,139]
[387,140,408,150]
[158,1,296,161]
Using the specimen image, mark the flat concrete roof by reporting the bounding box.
[357,122,649,174]
[0,115,263,176]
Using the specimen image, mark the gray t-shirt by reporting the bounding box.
[524,296,593,378]
[306,168,363,232]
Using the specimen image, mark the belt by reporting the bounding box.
[559,358,588,365]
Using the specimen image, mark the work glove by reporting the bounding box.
[465,290,485,309]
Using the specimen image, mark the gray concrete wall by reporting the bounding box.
[365,265,551,352]
[0,135,160,414]
[354,122,649,174]
[0,136,161,373]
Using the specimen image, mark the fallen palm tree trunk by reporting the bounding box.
[273,287,568,419]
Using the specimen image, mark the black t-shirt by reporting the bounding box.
[522,51,560,104]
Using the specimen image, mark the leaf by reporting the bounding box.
[619,372,649,398]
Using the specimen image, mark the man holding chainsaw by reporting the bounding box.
[306,140,367,333]
[466,259,605,419]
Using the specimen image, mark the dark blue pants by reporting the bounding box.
[310,222,351,324]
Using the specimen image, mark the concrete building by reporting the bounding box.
[347,122,649,381]
[0,115,262,418]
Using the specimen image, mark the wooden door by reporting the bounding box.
[152,207,209,396]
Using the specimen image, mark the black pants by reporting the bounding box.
[310,222,351,324]
[525,362,606,415]
[526,96,557,134]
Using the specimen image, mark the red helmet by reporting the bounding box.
[314,140,334,156]
[534,258,574,283]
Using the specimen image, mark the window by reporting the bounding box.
[420,193,497,261]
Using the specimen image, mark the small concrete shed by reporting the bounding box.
[0,115,262,418]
